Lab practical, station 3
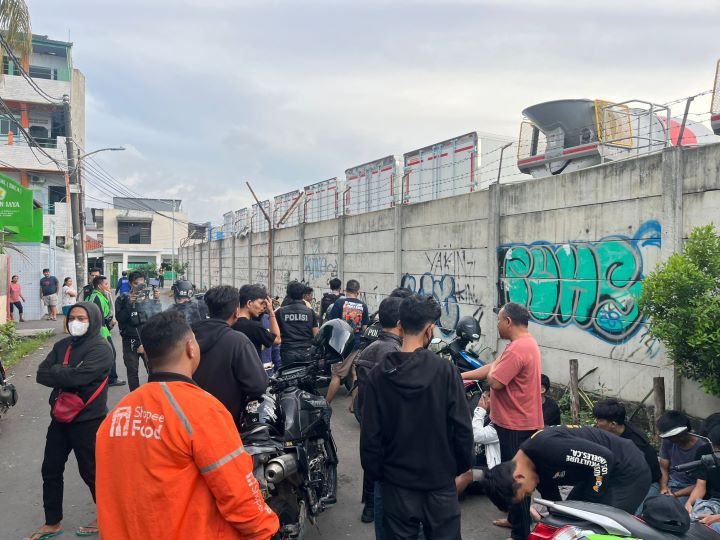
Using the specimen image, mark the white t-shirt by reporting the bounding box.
[62,285,77,307]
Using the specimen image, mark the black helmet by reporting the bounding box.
[172,280,194,299]
[313,319,354,363]
[456,316,481,342]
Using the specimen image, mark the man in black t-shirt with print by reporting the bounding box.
[325,279,369,403]
[593,398,661,488]
[483,425,650,515]
[276,281,319,366]
[233,284,281,375]
[685,425,720,532]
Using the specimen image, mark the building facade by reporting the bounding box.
[93,198,188,284]
[1,34,86,319]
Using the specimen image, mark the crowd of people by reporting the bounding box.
[19,271,720,540]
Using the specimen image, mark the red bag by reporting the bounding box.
[51,345,108,423]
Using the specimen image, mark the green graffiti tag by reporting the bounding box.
[497,221,661,343]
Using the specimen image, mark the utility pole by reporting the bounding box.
[63,95,85,289]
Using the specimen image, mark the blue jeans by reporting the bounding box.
[692,499,720,533]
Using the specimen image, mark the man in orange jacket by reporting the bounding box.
[95,310,279,539]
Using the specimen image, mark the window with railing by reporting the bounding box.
[118,221,152,244]
[47,186,65,215]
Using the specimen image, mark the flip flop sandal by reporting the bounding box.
[27,531,63,540]
[75,525,98,537]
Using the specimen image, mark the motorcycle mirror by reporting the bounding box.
[430,337,442,345]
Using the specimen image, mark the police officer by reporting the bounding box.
[115,271,162,391]
[275,281,319,365]
[166,280,208,324]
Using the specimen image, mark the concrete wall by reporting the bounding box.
[9,244,75,320]
[180,143,720,418]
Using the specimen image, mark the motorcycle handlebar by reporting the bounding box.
[671,452,720,472]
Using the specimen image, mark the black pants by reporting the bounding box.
[106,336,119,382]
[566,465,650,514]
[382,482,460,540]
[41,417,104,525]
[495,425,536,540]
[10,301,23,314]
[122,336,148,391]
[362,471,374,504]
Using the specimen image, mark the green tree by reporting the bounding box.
[640,224,720,395]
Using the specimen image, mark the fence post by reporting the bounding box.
[569,359,580,424]
[298,221,305,283]
[652,376,666,440]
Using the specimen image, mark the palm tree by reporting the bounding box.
[0,0,31,66]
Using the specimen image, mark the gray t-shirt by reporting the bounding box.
[660,437,708,486]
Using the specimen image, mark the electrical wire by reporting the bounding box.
[0,33,64,104]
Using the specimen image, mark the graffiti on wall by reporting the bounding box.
[401,247,483,333]
[304,255,338,280]
[497,220,661,343]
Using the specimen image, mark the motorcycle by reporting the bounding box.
[432,316,487,411]
[0,358,18,422]
[529,450,720,540]
[241,319,354,539]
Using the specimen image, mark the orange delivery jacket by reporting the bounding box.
[96,372,279,539]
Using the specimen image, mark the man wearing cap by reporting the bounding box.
[657,410,711,502]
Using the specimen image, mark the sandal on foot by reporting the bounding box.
[493,518,512,528]
[26,530,63,540]
[75,525,98,537]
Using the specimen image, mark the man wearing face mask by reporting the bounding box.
[27,302,113,540]
[360,294,473,539]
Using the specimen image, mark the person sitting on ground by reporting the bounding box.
[473,390,501,471]
[685,425,720,532]
[192,285,268,431]
[276,281,319,366]
[593,398,661,497]
[319,278,343,322]
[361,294,473,539]
[95,311,280,538]
[232,284,281,375]
[657,410,711,502]
[541,374,561,426]
[353,296,403,525]
[483,425,651,516]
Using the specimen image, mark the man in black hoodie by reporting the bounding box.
[29,302,113,539]
[319,277,342,322]
[361,294,473,539]
[191,285,268,431]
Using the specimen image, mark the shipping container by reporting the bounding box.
[251,201,271,232]
[344,155,402,215]
[274,190,302,228]
[303,178,340,223]
[234,208,250,234]
[402,132,514,204]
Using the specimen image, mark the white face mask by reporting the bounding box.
[68,320,90,337]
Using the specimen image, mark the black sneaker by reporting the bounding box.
[109,379,127,387]
[361,503,374,523]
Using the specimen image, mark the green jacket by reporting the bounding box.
[88,290,111,339]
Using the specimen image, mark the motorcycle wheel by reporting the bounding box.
[322,437,339,505]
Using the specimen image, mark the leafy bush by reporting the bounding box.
[0,322,20,355]
[640,224,720,395]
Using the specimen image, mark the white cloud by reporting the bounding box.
[28,0,720,221]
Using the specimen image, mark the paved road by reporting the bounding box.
[1,317,506,539]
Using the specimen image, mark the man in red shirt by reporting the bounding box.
[461,302,542,540]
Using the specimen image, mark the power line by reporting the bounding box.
[0,33,64,104]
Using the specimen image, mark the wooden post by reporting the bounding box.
[653,377,666,440]
[569,359,580,424]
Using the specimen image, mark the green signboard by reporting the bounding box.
[9,207,43,242]
[0,173,33,227]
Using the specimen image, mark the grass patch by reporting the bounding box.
[3,331,54,369]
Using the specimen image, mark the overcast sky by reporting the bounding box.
[31,0,720,223]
